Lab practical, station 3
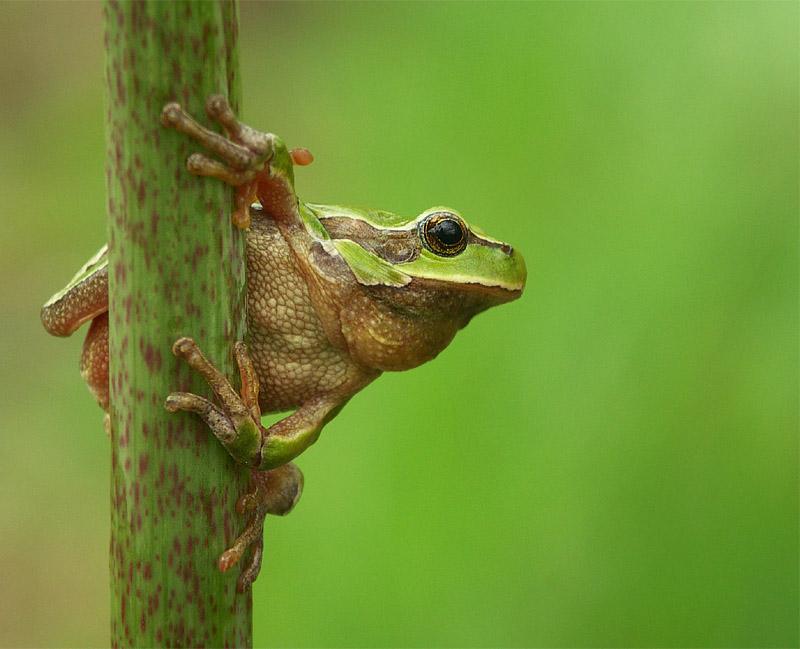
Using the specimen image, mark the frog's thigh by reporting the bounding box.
[80,312,110,411]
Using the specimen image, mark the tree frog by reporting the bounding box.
[41,95,526,592]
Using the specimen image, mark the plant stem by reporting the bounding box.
[103,1,250,646]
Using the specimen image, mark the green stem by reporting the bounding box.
[103,1,250,646]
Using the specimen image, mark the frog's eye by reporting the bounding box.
[419,212,469,257]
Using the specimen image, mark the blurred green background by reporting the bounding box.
[1,2,796,647]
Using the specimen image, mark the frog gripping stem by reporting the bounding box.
[161,95,305,229]
[165,337,263,467]
[165,337,303,591]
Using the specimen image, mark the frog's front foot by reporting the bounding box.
[160,96,273,228]
[164,337,303,591]
[160,95,309,229]
[165,337,264,465]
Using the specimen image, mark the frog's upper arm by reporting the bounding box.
[41,245,109,337]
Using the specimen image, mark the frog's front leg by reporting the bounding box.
[160,95,306,228]
[164,337,343,591]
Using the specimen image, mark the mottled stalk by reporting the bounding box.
[103,2,251,646]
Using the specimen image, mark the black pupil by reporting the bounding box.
[434,219,463,246]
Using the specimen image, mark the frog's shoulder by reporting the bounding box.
[41,245,109,337]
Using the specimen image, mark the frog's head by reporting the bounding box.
[408,206,527,309]
[310,204,526,371]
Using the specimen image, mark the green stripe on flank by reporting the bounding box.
[333,239,411,287]
[307,203,413,229]
[299,202,332,241]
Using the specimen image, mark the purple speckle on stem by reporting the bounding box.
[106,2,250,645]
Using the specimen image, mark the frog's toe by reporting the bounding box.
[218,491,268,592]
[205,94,275,160]
[164,392,237,446]
[204,94,235,124]
[236,538,264,594]
[161,99,272,173]
[218,518,264,575]
[289,147,314,166]
[185,152,261,189]
[205,94,246,141]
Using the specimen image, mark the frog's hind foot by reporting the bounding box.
[219,463,304,593]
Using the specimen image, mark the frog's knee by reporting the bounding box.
[252,463,304,516]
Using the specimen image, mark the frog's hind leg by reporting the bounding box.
[41,248,109,338]
[80,312,110,412]
[219,463,304,593]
